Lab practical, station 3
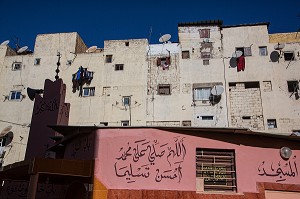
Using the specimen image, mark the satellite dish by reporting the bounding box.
[229,57,237,68]
[232,50,243,58]
[159,34,171,43]
[211,85,224,96]
[270,51,280,62]
[274,43,285,50]
[0,126,12,137]
[86,46,97,53]
[0,40,9,46]
[280,147,292,160]
[17,46,28,53]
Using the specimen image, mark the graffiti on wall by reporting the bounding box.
[258,155,298,182]
[70,135,92,158]
[114,136,186,183]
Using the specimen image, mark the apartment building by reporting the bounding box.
[0,20,299,166]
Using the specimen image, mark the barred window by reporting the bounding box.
[196,148,237,192]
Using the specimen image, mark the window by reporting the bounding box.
[236,47,252,56]
[125,42,129,46]
[267,119,277,129]
[201,52,211,59]
[284,52,295,61]
[182,51,190,59]
[199,29,210,38]
[9,91,22,101]
[194,87,211,101]
[157,57,171,67]
[115,64,124,71]
[106,55,113,63]
[122,96,131,106]
[12,62,22,71]
[201,116,214,120]
[259,46,268,56]
[34,58,41,65]
[158,84,171,95]
[287,81,299,92]
[182,120,191,126]
[244,81,260,89]
[121,120,129,126]
[196,148,237,192]
[203,60,210,65]
[82,87,95,97]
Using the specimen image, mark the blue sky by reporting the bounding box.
[0,0,299,50]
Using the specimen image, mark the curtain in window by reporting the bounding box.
[194,88,211,100]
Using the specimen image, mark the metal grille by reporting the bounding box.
[196,148,237,192]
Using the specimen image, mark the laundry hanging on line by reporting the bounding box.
[72,66,94,95]
[237,55,245,72]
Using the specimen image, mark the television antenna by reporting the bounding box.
[0,40,9,46]
[86,46,97,53]
[159,34,171,43]
[17,46,28,54]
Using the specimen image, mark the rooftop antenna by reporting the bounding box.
[86,46,97,53]
[0,40,9,46]
[159,34,171,43]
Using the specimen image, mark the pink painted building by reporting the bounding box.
[48,125,300,199]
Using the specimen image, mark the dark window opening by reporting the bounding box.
[182,51,190,59]
[267,119,277,129]
[158,84,171,95]
[34,58,41,65]
[201,116,214,120]
[203,60,209,65]
[196,148,237,192]
[236,47,252,56]
[229,83,236,87]
[244,82,260,89]
[83,87,95,97]
[182,120,191,126]
[157,57,171,67]
[287,81,299,92]
[199,29,210,38]
[125,42,129,46]
[106,55,113,63]
[121,120,129,126]
[201,52,211,59]
[12,62,22,70]
[242,116,251,120]
[123,96,131,106]
[284,52,295,61]
[115,64,124,71]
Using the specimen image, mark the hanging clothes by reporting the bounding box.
[237,55,245,72]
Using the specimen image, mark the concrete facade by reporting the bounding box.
[0,21,300,166]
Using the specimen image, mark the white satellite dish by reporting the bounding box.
[159,34,171,43]
[211,85,224,96]
[17,46,28,53]
[274,43,285,50]
[0,40,9,46]
[86,46,97,53]
[232,50,243,58]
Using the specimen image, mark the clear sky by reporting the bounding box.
[0,0,299,50]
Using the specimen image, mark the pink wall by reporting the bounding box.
[94,128,300,193]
